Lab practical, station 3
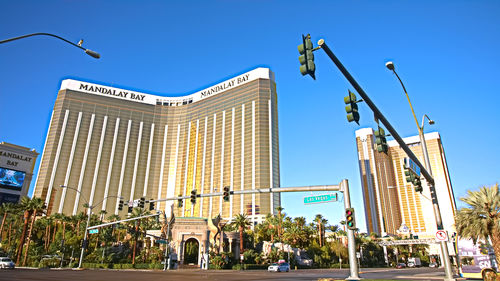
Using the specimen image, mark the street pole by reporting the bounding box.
[387,63,454,280]
[163,213,171,271]
[418,126,454,279]
[341,179,360,281]
[0,33,100,58]
[78,207,92,268]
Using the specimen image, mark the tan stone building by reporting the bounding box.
[34,67,280,224]
[355,128,457,239]
[0,142,39,204]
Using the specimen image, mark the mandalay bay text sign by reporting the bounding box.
[304,193,338,204]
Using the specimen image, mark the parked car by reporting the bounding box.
[0,257,15,269]
[396,263,406,269]
[268,262,290,272]
[407,257,421,267]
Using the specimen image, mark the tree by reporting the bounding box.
[283,225,307,248]
[294,216,306,230]
[314,214,328,247]
[16,197,37,264]
[22,197,45,265]
[455,184,500,267]
[129,207,149,265]
[0,202,17,241]
[276,206,285,241]
[230,213,251,254]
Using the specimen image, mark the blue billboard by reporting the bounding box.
[0,167,25,191]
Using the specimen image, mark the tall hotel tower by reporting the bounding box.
[34,68,280,223]
[355,128,456,239]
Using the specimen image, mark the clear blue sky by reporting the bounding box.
[1,1,499,232]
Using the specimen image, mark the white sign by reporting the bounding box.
[60,68,274,106]
[435,230,448,242]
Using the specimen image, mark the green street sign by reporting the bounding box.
[156,239,167,244]
[89,229,99,234]
[304,193,338,204]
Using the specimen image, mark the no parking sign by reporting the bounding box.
[435,230,448,242]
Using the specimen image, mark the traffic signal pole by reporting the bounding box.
[316,39,455,281]
[341,179,360,280]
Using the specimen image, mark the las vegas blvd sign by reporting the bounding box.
[304,193,338,204]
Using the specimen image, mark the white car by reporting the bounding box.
[0,257,15,269]
[268,262,290,272]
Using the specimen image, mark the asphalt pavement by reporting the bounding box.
[0,267,464,281]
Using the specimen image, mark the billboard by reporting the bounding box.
[0,167,26,191]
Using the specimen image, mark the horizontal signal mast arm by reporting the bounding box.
[87,212,161,230]
[148,184,341,203]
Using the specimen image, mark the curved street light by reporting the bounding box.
[58,185,121,268]
[0,33,100,59]
[385,61,455,281]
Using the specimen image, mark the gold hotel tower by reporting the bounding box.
[34,68,280,223]
[355,128,456,238]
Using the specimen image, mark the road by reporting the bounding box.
[0,267,463,281]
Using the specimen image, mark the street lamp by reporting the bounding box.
[58,185,121,269]
[386,61,455,281]
[0,33,100,58]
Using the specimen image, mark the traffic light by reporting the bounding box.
[404,165,422,193]
[344,90,361,124]
[149,199,155,211]
[345,208,356,230]
[298,34,316,79]
[128,205,133,213]
[413,177,423,193]
[190,189,197,205]
[177,194,183,208]
[118,200,124,211]
[223,186,230,202]
[374,127,388,153]
[139,197,145,208]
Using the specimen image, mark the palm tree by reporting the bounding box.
[327,225,340,241]
[455,184,500,267]
[314,214,327,247]
[0,202,17,241]
[129,208,149,265]
[22,197,45,265]
[230,213,251,254]
[276,206,284,241]
[294,216,306,230]
[283,225,307,248]
[16,196,36,264]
